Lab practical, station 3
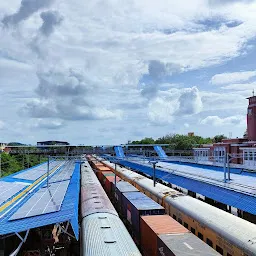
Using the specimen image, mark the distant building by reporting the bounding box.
[37,141,70,146]
[188,132,194,137]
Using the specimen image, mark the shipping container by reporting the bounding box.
[157,233,219,256]
[115,181,139,214]
[96,171,113,184]
[104,176,121,196]
[97,166,112,172]
[140,215,189,256]
[101,171,115,183]
[81,213,142,256]
[122,192,165,245]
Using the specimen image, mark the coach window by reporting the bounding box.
[173,214,177,220]
[191,227,195,234]
[198,232,203,240]
[184,222,188,229]
[178,218,182,224]
[206,238,213,247]
[216,245,223,255]
[227,253,233,256]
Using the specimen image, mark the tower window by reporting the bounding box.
[248,109,253,115]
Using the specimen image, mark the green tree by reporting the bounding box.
[213,134,227,143]
[131,137,155,144]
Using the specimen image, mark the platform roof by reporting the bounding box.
[0,161,80,239]
[108,157,256,215]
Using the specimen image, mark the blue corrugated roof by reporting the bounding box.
[0,162,80,239]
[114,159,256,215]
[123,191,164,210]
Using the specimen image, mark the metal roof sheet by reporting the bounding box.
[122,192,164,211]
[80,163,118,218]
[116,181,139,193]
[158,233,219,256]
[81,213,141,256]
[0,162,80,239]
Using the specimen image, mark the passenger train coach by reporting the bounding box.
[80,160,142,256]
[90,156,256,256]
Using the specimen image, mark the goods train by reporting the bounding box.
[80,160,142,256]
[88,156,219,256]
[89,155,256,256]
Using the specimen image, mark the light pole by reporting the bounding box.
[47,155,50,188]
[149,160,158,187]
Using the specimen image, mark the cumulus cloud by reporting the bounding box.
[148,60,181,80]
[176,86,203,115]
[211,71,256,85]
[23,70,123,121]
[148,97,177,125]
[147,86,203,125]
[141,61,182,99]
[200,115,245,126]
[39,11,63,37]
[2,0,54,26]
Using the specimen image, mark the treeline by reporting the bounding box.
[0,153,47,177]
[131,134,227,150]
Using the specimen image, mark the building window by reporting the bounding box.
[216,245,224,255]
[173,214,177,220]
[198,232,203,240]
[206,238,213,247]
[191,227,195,234]
[178,218,182,224]
[184,222,188,229]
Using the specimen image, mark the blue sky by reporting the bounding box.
[0,0,256,145]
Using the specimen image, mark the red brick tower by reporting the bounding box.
[247,92,256,141]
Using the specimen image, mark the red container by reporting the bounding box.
[140,215,189,256]
[96,171,113,184]
[105,176,121,196]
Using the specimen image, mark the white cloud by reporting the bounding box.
[148,97,177,125]
[211,71,256,85]
[0,0,256,143]
[32,119,65,129]
[0,120,5,129]
[147,86,203,125]
[176,86,203,115]
[221,82,256,91]
[200,115,245,126]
